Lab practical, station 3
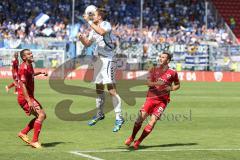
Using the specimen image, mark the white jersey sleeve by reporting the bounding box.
[100,21,111,32]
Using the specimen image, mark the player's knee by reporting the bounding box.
[135,120,143,126]
[136,116,144,124]
[109,89,117,96]
[149,118,157,127]
[38,111,46,121]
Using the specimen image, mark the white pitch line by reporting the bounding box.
[70,148,240,153]
[70,151,104,160]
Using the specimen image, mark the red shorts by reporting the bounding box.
[18,97,42,116]
[140,98,168,119]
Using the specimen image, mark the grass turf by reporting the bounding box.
[0,79,240,160]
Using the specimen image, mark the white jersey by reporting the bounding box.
[88,21,115,58]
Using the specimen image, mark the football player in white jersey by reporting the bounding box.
[78,8,124,132]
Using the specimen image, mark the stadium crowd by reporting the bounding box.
[0,0,232,45]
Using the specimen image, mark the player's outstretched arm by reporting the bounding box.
[34,72,48,76]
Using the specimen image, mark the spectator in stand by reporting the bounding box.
[230,17,236,30]
[0,0,233,45]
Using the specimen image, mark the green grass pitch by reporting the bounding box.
[0,79,240,160]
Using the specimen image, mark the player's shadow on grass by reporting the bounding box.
[41,142,68,148]
[137,142,198,149]
[116,142,198,151]
[156,143,198,148]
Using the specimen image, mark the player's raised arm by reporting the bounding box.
[34,71,48,76]
[84,9,110,36]
[146,67,164,87]
[87,20,108,36]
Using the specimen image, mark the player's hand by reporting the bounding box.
[165,86,172,92]
[27,100,35,112]
[78,33,84,39]
[42,72,48,76]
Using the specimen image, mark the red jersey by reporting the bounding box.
[18,62,35,101]
[147,66,179,102]
[12,58,19,73]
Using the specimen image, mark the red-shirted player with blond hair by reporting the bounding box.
[125,52,181,150]
[17,49,48,149]
[5,52,19,94]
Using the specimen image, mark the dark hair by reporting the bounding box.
[162,52,172,61]
[97,8,107,20]
[20,49,30,60]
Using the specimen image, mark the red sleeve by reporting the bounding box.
[19,65,27,83]
[173,71,180,84]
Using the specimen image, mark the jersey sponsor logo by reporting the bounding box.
[158,77,167,83]
[166,73,171,79]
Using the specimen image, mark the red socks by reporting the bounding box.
[32,120,42,142]
[20,118,44,142]
[21,118,36,134]
[131,122,142,139]
[138,124,153,142]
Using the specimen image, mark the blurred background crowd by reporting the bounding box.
[0,0,232,44]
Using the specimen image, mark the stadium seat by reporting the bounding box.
[212,0,240,38]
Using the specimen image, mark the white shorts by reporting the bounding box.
[92,56,116,84]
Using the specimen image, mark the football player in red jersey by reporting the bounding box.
[17,49,47,149]
[125,52,181,150]
[5,52,19,94]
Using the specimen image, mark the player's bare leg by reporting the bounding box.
[88,84,105,126]
[133,115,158,150]
[108,83,124,132]
[5,82,15,93]
[13,81,18,94]
[125,111,148,146]
[29,106,46,149]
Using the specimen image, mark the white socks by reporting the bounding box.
[96,93,105,116]
[112,94,123,120]
[96,93,123,120]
